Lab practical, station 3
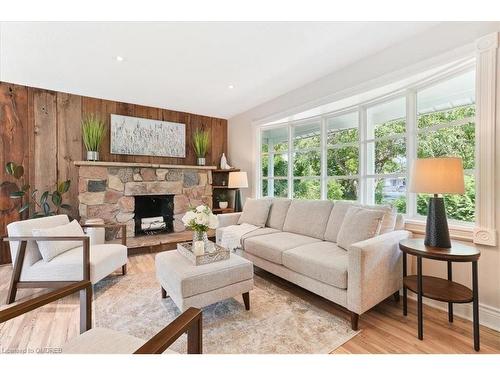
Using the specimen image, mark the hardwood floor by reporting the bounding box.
[1,253,499,354]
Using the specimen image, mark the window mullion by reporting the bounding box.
[407,89,417,217]
[288,124,293,199]
[320,117,327,200]
[359,106,367,204]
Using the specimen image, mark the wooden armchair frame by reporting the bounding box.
[0,279,203,354]
[3,223,127,305]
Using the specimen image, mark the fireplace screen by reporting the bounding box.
[134,195,174,235]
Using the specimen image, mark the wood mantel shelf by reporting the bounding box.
[74,161,217,170]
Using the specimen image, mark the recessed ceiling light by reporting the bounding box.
[116,56,124,62]
[228,84,234,89]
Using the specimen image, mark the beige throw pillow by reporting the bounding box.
[32,219,86,262]
[337,206,385,250]
[237,199,272,227]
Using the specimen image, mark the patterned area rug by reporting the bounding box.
[93,265,358,354]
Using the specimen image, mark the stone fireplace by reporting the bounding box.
[75,161,214,239]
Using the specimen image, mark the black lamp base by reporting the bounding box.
[425,196,451,248]
[234,189,242,212]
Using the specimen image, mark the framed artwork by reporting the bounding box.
[110,114,186,157]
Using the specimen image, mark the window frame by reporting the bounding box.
[256,64,476,224]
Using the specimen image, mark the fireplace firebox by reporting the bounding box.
[134,195,174,236]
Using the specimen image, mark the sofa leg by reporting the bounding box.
[350,312,359,331]
[393,290,400,302]
[161,287,167,299]
[122,264,127,275]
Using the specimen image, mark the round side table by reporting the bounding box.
[399,238,481,351]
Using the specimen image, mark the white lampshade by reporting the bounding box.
[228,171,248,188]
[409,157,465,194]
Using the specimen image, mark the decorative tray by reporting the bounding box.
[177,241,230,266]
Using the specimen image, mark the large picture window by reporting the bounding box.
[258,67,476,223]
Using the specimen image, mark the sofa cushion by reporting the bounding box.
[282,242,348,289]
[32,219,85,262]
[6,215,70,267]
[155,252,253,298]
[282,200,333,240]
[266,198,292,230]
[337,206,385,250]
[244,232,320,264]
[237,198,272,227]
[241,227,280,246]
[21,244,128,284]
[324,201,396,242]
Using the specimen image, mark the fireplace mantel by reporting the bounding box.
[74,161,216,170]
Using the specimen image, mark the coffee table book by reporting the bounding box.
[177,241,230,266]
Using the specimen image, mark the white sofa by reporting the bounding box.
[216,198,411,330]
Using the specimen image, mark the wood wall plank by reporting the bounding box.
[57,93,82,219]
[0,83,29,264]
[0,81,227,264]
[32,90,58,196]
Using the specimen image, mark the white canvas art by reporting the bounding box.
[110,114,186,157]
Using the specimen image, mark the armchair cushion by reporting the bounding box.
[337,206,385,250]
[6,214,70,266]
[62,327,176,354]
[32,219,86,262]
[21,243,127,284]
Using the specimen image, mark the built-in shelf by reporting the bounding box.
[74,161,217,170]
[212,168,240,173]
[213,208,235,214]
[212,186,237,189]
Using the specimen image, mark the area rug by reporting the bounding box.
[93,266,358,354]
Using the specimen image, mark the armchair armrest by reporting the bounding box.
[217,212,241,228]
[80,223,127,247]
[3,236,91,281]
[134,307,202,354]
[347,230,411,314]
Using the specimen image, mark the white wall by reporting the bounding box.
[227,22,500,330]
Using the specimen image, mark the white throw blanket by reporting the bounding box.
[219,223,259,251]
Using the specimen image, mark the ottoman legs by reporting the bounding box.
[242,292,250,310]
[161,286,168,299]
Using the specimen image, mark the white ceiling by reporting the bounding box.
[0,22,440,119]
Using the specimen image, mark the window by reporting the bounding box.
[366,97,407,213]
[258,66,476,223]
[326,112,359,201]
[416,70,476,222]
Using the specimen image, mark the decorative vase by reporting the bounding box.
[220,153,232,169]
[219,201,228,209]
[87,151,99,161]
[197,157,206,166]
[193,230,211,250]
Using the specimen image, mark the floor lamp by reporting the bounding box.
[228,171,248,212]
[409,157,465,248]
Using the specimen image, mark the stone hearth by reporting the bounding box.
[75,161,214,238]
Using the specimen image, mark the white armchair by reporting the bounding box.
[4,215,128,304]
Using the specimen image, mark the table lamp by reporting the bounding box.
[228,171,248,212]
[409,157,465,248]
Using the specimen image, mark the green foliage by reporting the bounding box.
[193,128,210,158]
[82,114,105,152]
[3,161,72,218]
[261,105,476,222]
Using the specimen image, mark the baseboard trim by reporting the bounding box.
[407,291,500,332]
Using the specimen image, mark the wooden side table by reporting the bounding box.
[399,239,481,351]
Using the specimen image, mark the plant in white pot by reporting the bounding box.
[182,205,218,254]
[82,115,105,161]
[193,128,209,166]
[218,191,228,209]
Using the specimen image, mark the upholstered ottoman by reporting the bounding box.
[155,251,254,311]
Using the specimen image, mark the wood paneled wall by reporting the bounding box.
[0,81,227,264]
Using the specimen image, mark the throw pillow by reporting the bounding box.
[337,206,385,250]
[237,198,272,227]
[32,219,86,262]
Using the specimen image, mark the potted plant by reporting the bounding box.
[193,128,209,166]
[218,191,228,209]
[182,205,218,253]
[82,114,106,161]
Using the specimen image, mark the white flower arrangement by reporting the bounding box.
[182,205,218,232]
